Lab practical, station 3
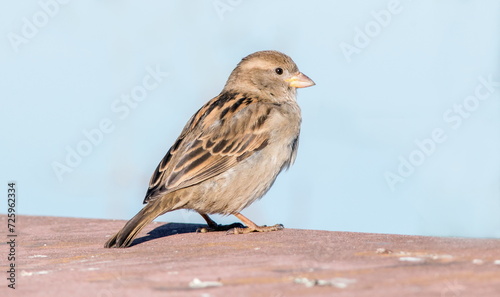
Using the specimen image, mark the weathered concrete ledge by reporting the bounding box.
[2,215,500,296]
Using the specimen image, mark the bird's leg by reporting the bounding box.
[197,213,244,233]
[228,212,284,234]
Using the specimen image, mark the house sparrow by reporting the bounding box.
[105,50,315,248]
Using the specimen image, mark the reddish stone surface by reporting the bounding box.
[1,215,500,296]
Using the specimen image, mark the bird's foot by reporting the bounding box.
[197,222,245,233]
[227,223,284,234]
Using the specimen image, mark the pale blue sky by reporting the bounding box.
[1,0,499,238]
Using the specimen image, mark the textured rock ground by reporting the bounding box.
[1,215,500,296]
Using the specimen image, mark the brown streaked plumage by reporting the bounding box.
[105,50,315,248]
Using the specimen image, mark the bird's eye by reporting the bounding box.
[275,67,283,75]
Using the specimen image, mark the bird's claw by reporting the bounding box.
[226,223,284,234]
[197,222,245,233]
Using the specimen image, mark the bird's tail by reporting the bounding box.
[104,198,173,248]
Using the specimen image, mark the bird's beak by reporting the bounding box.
[286,72,315,88]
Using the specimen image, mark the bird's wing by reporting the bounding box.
[143,92,272,203]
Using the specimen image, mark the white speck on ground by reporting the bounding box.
[399,257,424,262]
[189,278,223,289]
[472,259,484,265]
[376,248,392,254]
[294,277,357,288]
[21,270,50,276]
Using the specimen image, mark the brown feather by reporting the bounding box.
[143,93,271,203]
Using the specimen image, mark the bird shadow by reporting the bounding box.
[129,222,207,247]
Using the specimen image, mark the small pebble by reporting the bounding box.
[472,259,484,265]
[399,257,423,262]
[376,248,392,254]
[189,278,222,289]
[430,254,453,260]
[29,255,48,258]
[294,277,356,288]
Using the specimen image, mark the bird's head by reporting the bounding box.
[223,50,315,101]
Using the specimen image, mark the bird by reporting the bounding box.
[104,50,315,248]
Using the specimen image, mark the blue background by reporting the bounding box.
[1,0,499,238]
